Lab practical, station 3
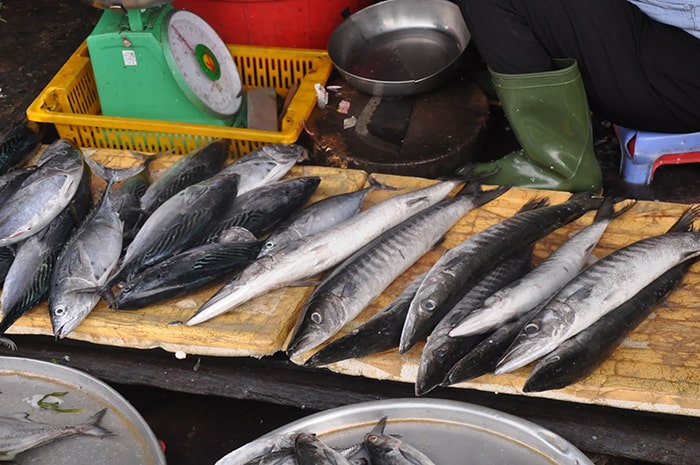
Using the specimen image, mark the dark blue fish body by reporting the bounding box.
[0,167,36,206]
[110,239,263,309]
[0,119,39,175]
[140,139,229,213]
[112,168,151,248]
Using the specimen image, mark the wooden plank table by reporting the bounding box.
[3,149,700,463]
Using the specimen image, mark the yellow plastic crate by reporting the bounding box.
[26,41,332,159]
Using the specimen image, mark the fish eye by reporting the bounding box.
[54,306,66,316]
[421,299,436,312]
[435,348,447,358]
[311,312,322,324]
[524,322,539,334]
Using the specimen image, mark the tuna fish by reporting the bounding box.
[0,409,112,461]
[0,118,39,176]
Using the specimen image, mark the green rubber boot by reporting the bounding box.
[475,59,602,193]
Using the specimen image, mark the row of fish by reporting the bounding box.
[290,188,700,395]
[232,416,436,465]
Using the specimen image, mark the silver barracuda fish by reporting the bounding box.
[258,184,375,257]
[0,409,112,461]
[401,192,603,353]
[415,247,533,396]
[186,178,466,326]
[449,197,634,338]
[140,139,228,213]
[364,432,436,465]
[303,272,427,368]
[200,176,321,243]
[286,183,509,360]
[218,143,307,196]
[496,206,700,375]
[0,167,92,336]
[106,172,240,286]
[294,433,353,465]
[0,139,84,247]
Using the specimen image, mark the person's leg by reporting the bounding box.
[459,0,700,132]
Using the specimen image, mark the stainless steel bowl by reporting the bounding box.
[327,0,471,97]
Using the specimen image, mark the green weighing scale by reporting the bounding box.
[85,0,242,126]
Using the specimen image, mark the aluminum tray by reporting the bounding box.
[0,356,166,465]
[215,398,593,465]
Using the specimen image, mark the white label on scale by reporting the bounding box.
[122,50,137,67]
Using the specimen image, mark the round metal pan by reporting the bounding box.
[327,0,471,97]
[0,356,166,465]
[215,398,594,465]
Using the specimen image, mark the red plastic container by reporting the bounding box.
[173,0,375,49]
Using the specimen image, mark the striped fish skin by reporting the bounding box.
[294,433,353,465]
[140,139,229,213]
[201,176,321,242]
[522,261,692,393]
[0,409,112,461]
[364,432,436,465]
[0,169,92,335]
[415,248,532,396]
[303,272,427,367]
[186,179,465,326]
[449,198,630,338]
[0,118,39,176]
[49,186,124,339]
[112,167,151,249]
[401,192,602,353]
[497,219,700,375]
[0,139,84,247]
[218,143,306,196]
[108,172,240,285]
[110,239,263,309]
[259,186,373,257]
[286,184,509,359]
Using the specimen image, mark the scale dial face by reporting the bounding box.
[163,9,242,118]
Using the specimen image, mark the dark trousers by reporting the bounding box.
[457,0,700,133]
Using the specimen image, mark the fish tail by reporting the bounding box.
[517,196,549,214]
[668,205,700,233]
[366,174,399,192]
[568,191,604,210]
[0,336,17,351]
[79,408,114,437]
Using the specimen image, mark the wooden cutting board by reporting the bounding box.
[6,147,700,417]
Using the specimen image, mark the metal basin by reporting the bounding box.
[327,0,471,97]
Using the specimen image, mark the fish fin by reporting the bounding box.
[366,174,399,192]
[593,197,636,222]
[453,162,500,181]
[517,197,549,214]
[668,205,700,233]
[370,416,389,434]
[568,286,592,302]
[80,408,114,437]
[0,336,17,351]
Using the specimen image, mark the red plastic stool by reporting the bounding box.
[614,125,700,185]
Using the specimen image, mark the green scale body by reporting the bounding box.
[87,4,238,126]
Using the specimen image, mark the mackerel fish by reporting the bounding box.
[286,183,509,359]
[496,206,700,374]
[0,409,112,461]
[364,432,436,465]
[186,178,466,326]
[140,139,228,213]
[218,143,306,195]
[294,433,353,465]
[401,192,602,353]
[450,197,633,338]
[0,139,84,247]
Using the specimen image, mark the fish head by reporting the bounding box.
[399,278,452,353]
[495,300,577,374]
[50,289,101,339]
[286,291,348,360]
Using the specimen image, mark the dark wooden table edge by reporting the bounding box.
[0,335,697,464]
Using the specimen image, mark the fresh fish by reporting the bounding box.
[0,167,92,335]
[218,143,307,195]
[401,192,603,353]
[186,178,466,326]
[140,139,228,213]
[285,183,509,359]
[0,118,39,176]
[109,237,263,309]
[107,172,240,286]
[363,432,436,465]
[49,162,143,338]
[442,307,539,387]
[415,247,533,396]
[496,206,700,375]
[450,197,634,338]
[0,408,112,461]
[0,247,14,287]
[201,176,321,242]
[294,433,353,465]
[258,184,374,257]
[303,272,427,367]
[111,163,152,248]
[0,139,85,247]
[0,166,36,206]
[523,260,694,393]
